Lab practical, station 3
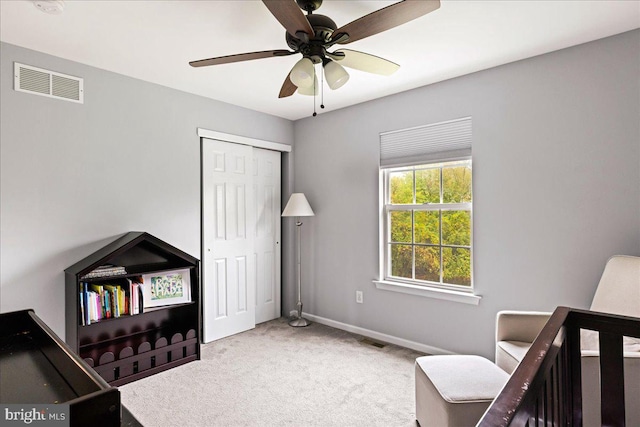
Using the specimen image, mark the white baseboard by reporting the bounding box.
[292,311,455,356]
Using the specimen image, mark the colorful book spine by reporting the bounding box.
[133,284,139,315]
[119,287,126,315]
[131,282,139,315]
[84,284,90,325]
[79,282,90,326]
[104,285,121,318]
[79,289,85,326]
[127,278,144,315]
[95,293,101,321]
[81,278,146,323]
[104,289,111,319]
[89,291,100,322]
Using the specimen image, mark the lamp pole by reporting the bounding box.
[289,219,309,327]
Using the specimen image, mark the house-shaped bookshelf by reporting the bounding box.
[65,231,200,386]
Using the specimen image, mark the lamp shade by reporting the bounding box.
[324,60,349,90]
[289,58,315,88]
[282,193,315,217]
[297,75,319,96]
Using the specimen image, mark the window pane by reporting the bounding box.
[386,161,473,289]
[442,210,471,246]
[415,246,440,282]
[390,244,412,278]
[414,210,440,244]
[390,211,412,243]
[443,165,472,203]
[415,168,440,204]
[443,247,471,286]
[389,170,414,204]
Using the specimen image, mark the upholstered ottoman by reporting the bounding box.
[415,355,509,427]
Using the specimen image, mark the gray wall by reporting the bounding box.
[0,42,294,338]
[291,30,640,358]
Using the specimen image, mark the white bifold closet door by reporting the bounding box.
[202,139,281,342]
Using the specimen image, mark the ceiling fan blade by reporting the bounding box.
[331,0,440,45]
[278,73,298,98]
[331,49,400,76]
[262,0,314,39]
[189,50,295,67]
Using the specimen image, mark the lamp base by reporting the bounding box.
[288,316,311,327]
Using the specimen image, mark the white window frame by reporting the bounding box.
[376,160,480,304]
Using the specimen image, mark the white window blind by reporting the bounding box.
[380,117,472,168]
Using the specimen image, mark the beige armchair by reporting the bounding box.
[495,255,640,427]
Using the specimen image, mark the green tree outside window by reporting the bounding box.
[387,161,472,288]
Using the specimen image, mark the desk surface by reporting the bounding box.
[0,332,78,404]
[1,333,143,426]
[1,311,144,426]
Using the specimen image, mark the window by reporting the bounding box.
[383,160,472,290]
[377,117,474,299]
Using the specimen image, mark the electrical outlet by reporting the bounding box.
[356,291,363,304]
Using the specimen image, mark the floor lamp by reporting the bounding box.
[282,193,315,327]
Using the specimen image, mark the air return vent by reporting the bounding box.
[359,337,386,349]
[14,62,83,103]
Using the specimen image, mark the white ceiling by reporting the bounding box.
[1,1,638,121]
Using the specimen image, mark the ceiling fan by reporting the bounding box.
[189,0,440,99]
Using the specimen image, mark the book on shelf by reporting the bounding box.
[81,264,127,280]
[104,285,122,318]
[79,284,86,326]
[79,277,145,325]
[127,278,144,315]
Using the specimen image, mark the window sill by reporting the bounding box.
[373,280,481,305]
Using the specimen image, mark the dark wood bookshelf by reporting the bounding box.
[65,232,201,386]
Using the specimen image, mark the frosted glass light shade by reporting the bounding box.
[298,75,319,96]
[33,0,65,14]
[290,58,315,88]
[282,193,315,217]
[324,60,349,90]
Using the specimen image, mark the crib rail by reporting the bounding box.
[478,306,640,426]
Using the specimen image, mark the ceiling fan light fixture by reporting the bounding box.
[189,0,442,100]
[289,57,315,88]
[298,75,319,96]
[324,60,349,90]
[32,0,65,14]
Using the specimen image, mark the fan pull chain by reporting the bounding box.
[312,65,325,117]
[312,68,317,117]
[320,65,325,110]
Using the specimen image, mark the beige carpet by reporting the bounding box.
[120,317,424,427]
